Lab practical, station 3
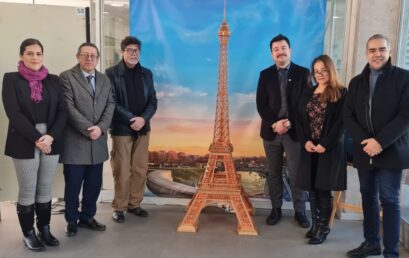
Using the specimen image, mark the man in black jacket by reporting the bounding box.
[344,34,409,258]
[106,36,157,223]
[256,34,309,228]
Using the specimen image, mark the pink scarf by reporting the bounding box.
[17,60,48,103]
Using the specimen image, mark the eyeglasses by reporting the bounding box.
[314,69,329,76]
[79,53,99,60]
[124,48,139,55]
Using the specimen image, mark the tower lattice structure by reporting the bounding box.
[177,4,258,236]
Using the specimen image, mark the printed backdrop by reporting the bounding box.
[130,0,327,198]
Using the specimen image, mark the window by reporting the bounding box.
[398,0,409,69]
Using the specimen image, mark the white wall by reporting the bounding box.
[343,0,402,83]
[0,3,86,201]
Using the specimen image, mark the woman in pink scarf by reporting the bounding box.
[2,38,66,252]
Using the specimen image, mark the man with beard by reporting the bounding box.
[344,34,409,258]
[106,36,157,223]
[256,34,310,228]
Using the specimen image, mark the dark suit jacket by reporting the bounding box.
[295,86,347,191]
[2,72,67,159]
[256,62,309,141]
[343,58,409,170]
[106,60,157,136]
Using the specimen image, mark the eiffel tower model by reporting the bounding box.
[177,3,258,236]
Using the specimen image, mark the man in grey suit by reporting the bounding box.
[59,42,114,237]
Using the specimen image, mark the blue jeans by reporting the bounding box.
[358,168,402,258]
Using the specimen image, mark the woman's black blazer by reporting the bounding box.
[295,86,347,191]
[2,72,67,159]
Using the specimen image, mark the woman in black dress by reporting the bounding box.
[296,54,347,244]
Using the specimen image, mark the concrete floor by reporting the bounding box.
[0,202,408,258]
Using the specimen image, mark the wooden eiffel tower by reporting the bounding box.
[177,2,258,236]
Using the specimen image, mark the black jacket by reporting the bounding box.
[2,72,67,159]
[106,61,157,136]
[256,62,309,141]
[343,59,409,170]
[296,86,347,191]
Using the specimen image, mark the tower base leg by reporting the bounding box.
[177,190,258,235]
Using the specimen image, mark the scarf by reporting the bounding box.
[17,60,48,103]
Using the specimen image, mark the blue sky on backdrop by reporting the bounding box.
[129,0,326,155]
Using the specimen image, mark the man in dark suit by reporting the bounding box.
[256,34,309,228]
[59,43,115,237]
[344,34,409,258]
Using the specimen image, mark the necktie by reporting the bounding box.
[278,69,288,118]
[86,75,95,95]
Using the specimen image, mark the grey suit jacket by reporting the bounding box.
[59,64,115,165]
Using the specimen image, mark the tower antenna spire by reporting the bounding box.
[223,0,226,21]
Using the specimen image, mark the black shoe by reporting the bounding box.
[23,229,45,252]
[305,221,318,238]
[308,224,330,245]
[37,225,59,246]
[65,222,78,237]
[78,218,106,231]
[112,211,125,223]
[306,191,319,238]
[294,211,310,228]
[266,208,281,225]
[346,241,381,257]
[128,207,149,218]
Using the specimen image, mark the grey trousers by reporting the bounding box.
[263,134,308,212]
[12,123,59,205]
